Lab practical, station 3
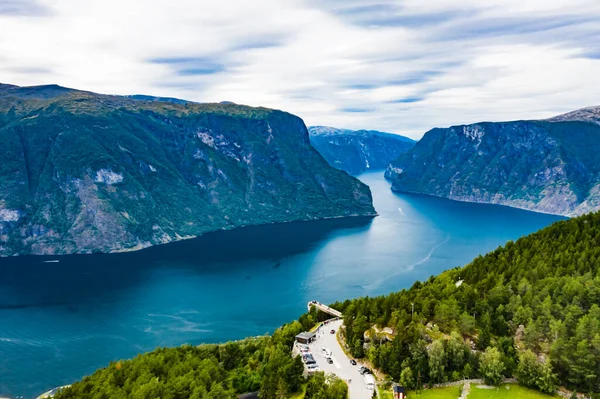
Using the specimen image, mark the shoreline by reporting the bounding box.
[0,212,378,258]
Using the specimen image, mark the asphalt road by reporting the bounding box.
[307,319,375,399]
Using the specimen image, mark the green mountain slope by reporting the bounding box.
[309,126,415,175]
[336,211,600,394]
[385,112,600,216]
[0,84,375,256]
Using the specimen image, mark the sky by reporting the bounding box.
[1,0,600,138]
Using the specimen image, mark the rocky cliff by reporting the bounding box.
[308,126,415,175]
[385,112,600,216]
[0,84,376,256]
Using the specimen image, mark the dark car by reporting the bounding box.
[327,357,333,364]
[350,359,357,365]
[330,329,335,334]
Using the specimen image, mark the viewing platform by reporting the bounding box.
[307,300,342,318]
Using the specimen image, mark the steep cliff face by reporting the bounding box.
[385,118,600,216]
[308,126,415,175]
[0,84,376,256]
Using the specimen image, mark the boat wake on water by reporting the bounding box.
[367,235,451,290]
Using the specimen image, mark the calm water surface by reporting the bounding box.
[0,172,564,398]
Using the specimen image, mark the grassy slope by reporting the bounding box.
[468,384,557,399]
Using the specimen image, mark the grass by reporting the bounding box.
[468,384,558,399]
[407,385,462,399]
[378,386,394,399]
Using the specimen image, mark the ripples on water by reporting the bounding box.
[0,172,565,398]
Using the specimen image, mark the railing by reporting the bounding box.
[307,300,343,318]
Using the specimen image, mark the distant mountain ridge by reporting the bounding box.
[547,105,600,124]
[308,126,415,175]
[0,84,376,256]
[124,94,195,105]
[386,107,600,216]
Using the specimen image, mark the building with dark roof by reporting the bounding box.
[393,385,406,399]
[237,392,259,399]
[295,331,316,344]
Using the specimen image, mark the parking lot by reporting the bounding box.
[298,319,375,399]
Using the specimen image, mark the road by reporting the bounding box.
[307,319,374,399]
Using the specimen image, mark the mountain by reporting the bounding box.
[385,109,600,216]
[54,210,600,398]
[0,84,376,256]
[308,126,415,175]
[124,94,194,105]
[547,105,600,124]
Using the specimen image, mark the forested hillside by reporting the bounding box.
[334,211,600,395]
[385,115,600,217]
[0,84,375,256]
[53,321,347,399]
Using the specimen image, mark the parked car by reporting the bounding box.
[358,366,372,375]
[303,354,315,364]
[326,357,333,364]
[330,329,335,334]
[350,359,357,365]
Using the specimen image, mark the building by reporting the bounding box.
[295,331,316,345]
[237,393,259,399]
[393,385,406,399]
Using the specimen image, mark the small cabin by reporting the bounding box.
[393,385,406,399]
[295,331,316,345]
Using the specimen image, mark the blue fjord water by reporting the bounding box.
[0,172,564,398]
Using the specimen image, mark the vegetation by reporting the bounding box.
[308,126,415,175]
[54,321,341,399]
[407,385,462,399]
[335,211,600,395]
[468,384,558,399]
[0,84,375,256]
[386,117,600,217]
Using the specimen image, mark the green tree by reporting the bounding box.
[428,339,446,383]
[479,347,505,386]
[399,367,415,389]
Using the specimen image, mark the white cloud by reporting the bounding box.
[1,0,599,139]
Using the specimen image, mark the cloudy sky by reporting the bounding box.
[1,0,600,138]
